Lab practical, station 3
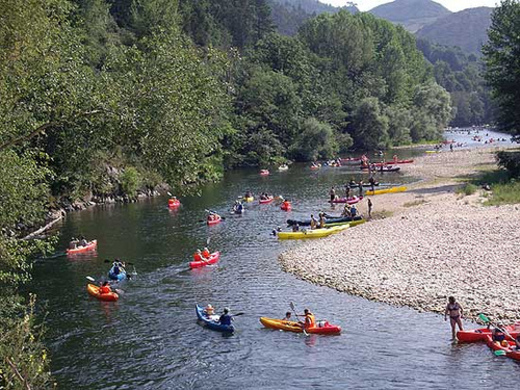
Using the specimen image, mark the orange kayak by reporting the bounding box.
[87,283,118,302]
[67,240,97,255]
[259,317,341,335]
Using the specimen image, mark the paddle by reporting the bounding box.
[290,302,308,336]
[479,313,517,343]
[86,276,125,295]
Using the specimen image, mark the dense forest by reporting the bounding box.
[0,1,454,386]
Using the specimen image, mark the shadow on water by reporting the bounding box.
[30,139,520,389]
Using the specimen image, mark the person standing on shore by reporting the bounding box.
[367,198,372,220]
[445,296,464,340]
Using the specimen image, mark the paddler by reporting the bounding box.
[99,281,112,294]
[318,213,326,229]
[79,235,88,247]
[69,237,79,249]
[204,304,215,317]
[282,312,292,321]
[219,307,233,326]
[202,247,210,259]
[299,308,315,330]
[310,214,317,230]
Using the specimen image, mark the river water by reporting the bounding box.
[32,139,519,390]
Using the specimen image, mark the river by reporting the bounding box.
[31,137,519,389]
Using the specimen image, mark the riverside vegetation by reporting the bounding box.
[1,0,519,388]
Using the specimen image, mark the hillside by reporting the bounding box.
[269,0,358,35]
[370,0,451,32]
[416,7,493,55]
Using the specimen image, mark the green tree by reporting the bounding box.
[351,98,389,150]
[289,118,338,161]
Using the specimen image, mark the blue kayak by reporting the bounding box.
[108,266,127,281]
[195,305,235,333]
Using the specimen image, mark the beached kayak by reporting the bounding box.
[196,305,234,333]
[457,325,519,343]
[331,196,362,204]
[486,335,520,361]
[207,214,222,226]
[259,196,274,204]
[67,240,97,255]
[287,215,362,227]
[87,283,119,302]
[326,219,366,228]
[364,186,407,196]
[189,251,220,269]
[280,202,292,211]
[108,266,127,281]
[259,317,341,335]
[277,224,349,240]
[243,196,254,202]
[361,165,401,172]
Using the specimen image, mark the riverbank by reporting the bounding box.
[280,147,520,322]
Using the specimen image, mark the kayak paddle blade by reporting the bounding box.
[86,276,96,282]
[495,350,507,356]
[479,313,491,323]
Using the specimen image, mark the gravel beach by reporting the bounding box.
[280,147,520,322]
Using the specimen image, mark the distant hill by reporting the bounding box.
[416,7,493,55]
[269,0,358,36]
[370,0,451,32]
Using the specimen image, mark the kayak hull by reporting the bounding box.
[168,199,180,208]
[364,186,407,196]
[259,317,341,335]
[277,224,349,240]
[67,240,97,255]
[486,335,520,361]
[287,215,362,227]
[243,196,254,202]
[87,283,119,301]
[207,215,222,225]
[196,305,234,333]
[331,196,362,204]
[457,326,519,343]
[259,197,274,204]
[189,251,220,269]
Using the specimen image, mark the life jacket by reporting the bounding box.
[304,313,315,329]
[220,314,232,326]
[193,253,202,261]
[202,249,210,258]
[100,285,111,294]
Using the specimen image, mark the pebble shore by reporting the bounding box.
[280,147,520,322]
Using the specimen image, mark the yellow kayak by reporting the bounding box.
[243,196,254,202]
[277,224,349,240]
[326,219,366,228]
[364,186,407,196]
[425,150,441,154]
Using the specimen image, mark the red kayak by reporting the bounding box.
[189,251,220,269]
[281,202,292,211]
[486,335,520,361]
[87,283,118,302]
[331,196,362,205]
[168,198,180,208]
[207,215,222,226]
[67,240,97,255]
[457,325,519,343]
[259,196,274,204]
[260,169,270,176]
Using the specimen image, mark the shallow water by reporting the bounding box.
[31,138,520,389]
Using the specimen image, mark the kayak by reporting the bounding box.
[310,165,320,170]
[108,266,127,281]
[67,240,97,255]
[361,165,401,172]
[243,196,254,202]
[425,150,441,154]
[331,196,363,204]
[168,198,180,207]
[361,160,414,168]
[87,283,119,302]
[364,186,407,196]
[486,335,520,361]
[278,165,289,171]
[280,202,292,211]
[326,218,366,228]
[260,169,270,176]
[207,214,222,226]
[287,215,363,227]
[231,207,244,214]
[189,251,220,269]
[196,305,234,333]
[349,182,379,188]
[259,196,274,204]
[259,317,341,335]
[277,224,349,240]
[457,325,519,343]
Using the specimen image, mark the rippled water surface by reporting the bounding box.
[31,139,519,389]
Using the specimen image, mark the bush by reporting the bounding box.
[119,167,141,197]
[496,150,520,178]
[457,183,477,196]
[486,180,520,205]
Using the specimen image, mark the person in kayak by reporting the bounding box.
[318,213,326,229]
[204,304,215,317]
[492,327,506,343]
[99,281,112,294]
[350,205,358,218]
[299,309,315,329]
[79,236,88,247]
[341,204,351,218]
[329,187,336,202]
[310,214,317,230]
[69,237,79,249]
[207,212,220,222]
[219,308,233,326]
[292,223,300,232]
[202,247,211,259]
[444,296,464,340]
[283,312,292,321]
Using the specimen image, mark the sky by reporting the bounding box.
[324,0,499,12]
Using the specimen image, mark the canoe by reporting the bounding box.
[260,169,270,176]
[189,251,220,269]
[280,202,292,211]
[67,240,97,255]
[168,199,180,207]
[259,317,341,335]
[486,335,520,361]
[457,326,519,343]
[87,283,119,302]
[277,224,349,240]
[331,196,363,204]
[108,266,127,281]
[243,196,254,202]
[207,214,222,226]
[259,196,274,204]
[287,215,362,227]
[364,186,407,196]
[196,305,234,333]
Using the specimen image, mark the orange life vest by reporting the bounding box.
[100,285,111,294]
[304,313,316,329]
[202,249,210,259]
[193,253,202,261]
